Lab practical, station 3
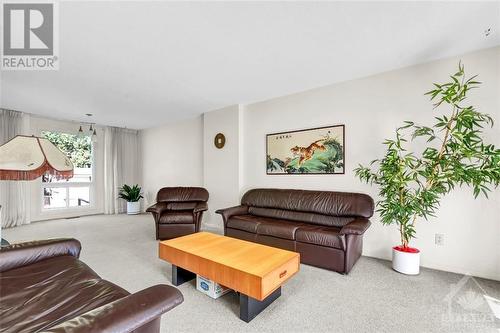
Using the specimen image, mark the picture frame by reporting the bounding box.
[266,125,345,175]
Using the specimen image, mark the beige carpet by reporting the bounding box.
[4,214,500,333]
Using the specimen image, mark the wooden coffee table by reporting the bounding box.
[159,232,300,322]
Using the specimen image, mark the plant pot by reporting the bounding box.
[126,201,140,215]
[392,246,420,275]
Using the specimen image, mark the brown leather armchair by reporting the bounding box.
[0,238,183,333]
[146,187,209,240]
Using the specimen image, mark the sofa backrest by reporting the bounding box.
[157,187,209,203]
[247,207,354,227]
[241,188,374,227]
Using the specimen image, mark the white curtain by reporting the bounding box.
[103,126,140,214]
[0,109,30,229]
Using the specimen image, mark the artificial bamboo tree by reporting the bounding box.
[355,63,500,249]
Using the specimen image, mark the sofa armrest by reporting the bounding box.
[215,205,249,225]
[146,202,168,215]
[43,285,183,333]
[339,219,371,236]
[193,202,208,213]
[0,238,81,273]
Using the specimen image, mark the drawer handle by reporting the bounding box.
[279,270,287,278]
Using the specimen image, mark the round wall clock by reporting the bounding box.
[214,133,226,149]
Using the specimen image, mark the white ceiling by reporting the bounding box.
[1,1,499,129]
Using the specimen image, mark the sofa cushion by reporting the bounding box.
[296,226,345,250]
[248,207,354,228]
[0,255,129,333]
[159,211,193,224]
[241,188,374,218]
[157,187,209,202]
[226,215,262,233]
[227,215,307,239]
[256,220,308,240]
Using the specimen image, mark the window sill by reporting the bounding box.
[32,207,103,222]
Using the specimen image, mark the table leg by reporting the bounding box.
[239,287,281,322]
[171,265,195,286]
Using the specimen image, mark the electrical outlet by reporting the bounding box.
[435,233,444,246]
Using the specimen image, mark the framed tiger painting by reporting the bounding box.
[266,125,345,175]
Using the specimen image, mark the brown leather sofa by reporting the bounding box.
[146,187,209,240]
[0,238,183,333]
[216,188,374,274]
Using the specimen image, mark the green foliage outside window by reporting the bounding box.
[42,131,92,168]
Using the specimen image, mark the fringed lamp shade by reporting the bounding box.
[0,135,74,181]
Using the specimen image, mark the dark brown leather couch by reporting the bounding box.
[146,187,209,240]
[216,188,374,274]
[0,238,183,333]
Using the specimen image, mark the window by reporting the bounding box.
[41,131,93,210]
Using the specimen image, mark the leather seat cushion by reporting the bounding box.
[256,220,308,240]
[159,211,194,224]
[226,215,262,233]
[296,226,345,249]
[227,215,307,239]
[0,255,129,333]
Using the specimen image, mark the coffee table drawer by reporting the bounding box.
[260,255,300,299]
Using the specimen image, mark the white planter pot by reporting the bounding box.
[392,246,420,275]
[126,201,140,215]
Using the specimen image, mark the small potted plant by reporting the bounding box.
[118,184,144,215]
[355,63,500,275]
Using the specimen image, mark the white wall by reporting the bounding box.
[138,47,499,280]
[203,105,243,227]
[243,47,500,280]
[140,116,204,208]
